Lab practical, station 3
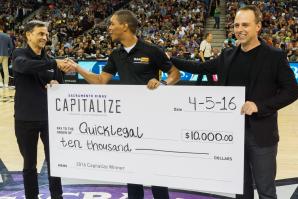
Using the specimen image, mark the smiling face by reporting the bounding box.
[234,10,261,48]
[26,26,49,50]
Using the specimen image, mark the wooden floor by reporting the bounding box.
[0,89,45,172]
[0,88,297,180]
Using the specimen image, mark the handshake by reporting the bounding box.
[56,58,78,73]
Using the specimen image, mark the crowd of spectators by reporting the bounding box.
[1,0,209,61]
[0,0,43,30]
[45,0,129,59]
[1,0,297,61]
[59,0,209,60]
[1,0,130,58]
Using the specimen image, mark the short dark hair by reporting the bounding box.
[113,10,138,34]
[24,20,48,41]
[204,32,212,39]
[24,20,48,33]
[237,5,262,24]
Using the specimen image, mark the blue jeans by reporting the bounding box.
[214,16,220,28]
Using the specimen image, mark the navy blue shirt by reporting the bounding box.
[12,46,64,121]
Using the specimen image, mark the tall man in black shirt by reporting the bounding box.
[12,20,73,199]
[169,5,298,199]
[65,10,180,199]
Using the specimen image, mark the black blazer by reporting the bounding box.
[172,39,298,147]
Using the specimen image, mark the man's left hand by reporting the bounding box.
[241,101,258,115]
[45,80,59,89]
[147,78,160,90]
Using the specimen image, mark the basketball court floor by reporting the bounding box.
[0,88,297,198]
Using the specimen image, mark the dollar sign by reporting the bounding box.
[185,132,189,139]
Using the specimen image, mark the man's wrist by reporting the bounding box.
[74,63,80,72]
[55,59,62,68]
[160,80,168,85]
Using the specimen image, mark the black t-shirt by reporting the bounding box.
[102,39,172,85]
[12,46,64,121]
[227,45,261,129]
[227,45,261,97]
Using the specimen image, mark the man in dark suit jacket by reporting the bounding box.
[170,5,298,199]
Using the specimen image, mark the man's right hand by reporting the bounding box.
[56,59,77,72]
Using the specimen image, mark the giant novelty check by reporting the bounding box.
[48,85,245,194]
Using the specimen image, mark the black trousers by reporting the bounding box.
[15,120,63,199]
[236,130,277,199]
[214,16,220,29]
[127,183,169,199]
[197,57,215,85]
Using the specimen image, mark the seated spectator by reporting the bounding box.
[289,49,298,61]
[75,48,86,60]
[223,32,236,47]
